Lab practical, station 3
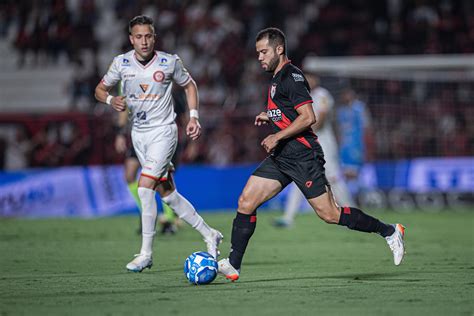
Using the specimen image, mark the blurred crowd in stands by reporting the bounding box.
[0,0,473,169]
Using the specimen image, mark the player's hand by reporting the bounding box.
[255,112,269,126]
[261,134,280,153]
[115,134,127,154]
[186,118,201,140]
[111,96,127,112]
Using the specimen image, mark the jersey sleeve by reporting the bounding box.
[172,55,192,86]
[284,72,313,109]
[101,56,121,87]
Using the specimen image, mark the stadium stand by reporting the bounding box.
[0,0,473,169]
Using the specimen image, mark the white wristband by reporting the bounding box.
[106,95,113,105]
[190,109,199,119]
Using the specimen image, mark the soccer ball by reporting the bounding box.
[184,251,218,285]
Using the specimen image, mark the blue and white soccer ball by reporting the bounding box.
[184,251,218,285]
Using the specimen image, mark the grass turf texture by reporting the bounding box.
[0,211,473,315]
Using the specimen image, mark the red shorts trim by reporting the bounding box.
[141,173,167,182]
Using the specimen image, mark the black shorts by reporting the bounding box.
[252,148,328,199]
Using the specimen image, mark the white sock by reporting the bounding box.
[137,187,157,256]
[283,184,303,223]
[162,190,212,239]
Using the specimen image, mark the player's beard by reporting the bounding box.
[265,54,280,73]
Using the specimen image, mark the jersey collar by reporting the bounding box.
[133,51,158,69]
[273,59,291,77]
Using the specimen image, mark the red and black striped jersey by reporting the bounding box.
[266,62,319,157]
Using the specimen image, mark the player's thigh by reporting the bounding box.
[239,157,291,213]
[238,175,283,214]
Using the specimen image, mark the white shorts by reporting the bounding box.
[131,124,178,182]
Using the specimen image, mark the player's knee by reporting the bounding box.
[238,193,256,214]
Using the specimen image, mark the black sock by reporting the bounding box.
[228,212,257,270]
[338,207,395,237]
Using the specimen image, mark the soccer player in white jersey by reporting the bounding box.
[274,73,355,227]
[95,15,223,272]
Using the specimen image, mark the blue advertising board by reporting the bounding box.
[0,157,472,218]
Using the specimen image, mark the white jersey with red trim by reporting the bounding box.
[311,87,337,154]
[102,50,192,131]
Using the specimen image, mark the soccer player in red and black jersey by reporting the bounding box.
[218,28,406,281]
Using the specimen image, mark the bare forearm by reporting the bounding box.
[95,83,112,104]
[275,113,315,141]
[184,79,199,111]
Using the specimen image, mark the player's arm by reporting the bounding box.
[182,79,201,140]
[255,112,270,126]
[114,110,128,154]
[261,104,315,153]
[95,81,127,112]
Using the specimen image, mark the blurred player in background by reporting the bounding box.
[95,15,222,272]
[273,73,355,228]
[337,88,373,198]
[218,27,405,281]
[114,110,179,235]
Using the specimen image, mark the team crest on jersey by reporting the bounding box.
[139,84,149,92]
[270,84,277,99]
[153,71,165,82]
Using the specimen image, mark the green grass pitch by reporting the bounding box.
[1,210,473,315]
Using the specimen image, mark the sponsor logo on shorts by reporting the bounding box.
[153,71,165,82]
[305,181,313,188]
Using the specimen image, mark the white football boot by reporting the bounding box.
[126,253,153,272]
[204,228,223,259]
[218,258,240,281]
[385,224,406,266]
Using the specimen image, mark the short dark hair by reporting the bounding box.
[256,27,286,54]
[129,15,154,34]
